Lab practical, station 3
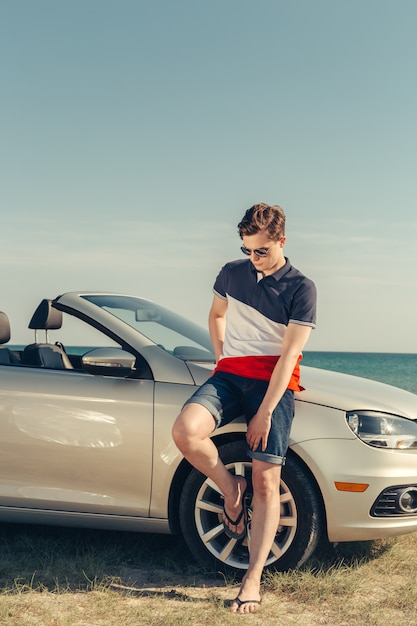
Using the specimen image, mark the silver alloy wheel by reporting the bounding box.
[193,459,297,570]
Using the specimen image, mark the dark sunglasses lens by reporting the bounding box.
[241,246,268,257]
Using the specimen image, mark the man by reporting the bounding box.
[172,203,316,614]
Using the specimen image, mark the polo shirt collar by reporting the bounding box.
[250,257,291,281]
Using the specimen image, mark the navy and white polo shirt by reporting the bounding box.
[212,257,317,389]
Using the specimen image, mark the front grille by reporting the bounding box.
[371,485,417,517]
[371,489,400,516]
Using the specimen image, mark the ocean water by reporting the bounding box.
[302,352,417,395]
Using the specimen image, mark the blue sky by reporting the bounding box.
[2,0,417,351]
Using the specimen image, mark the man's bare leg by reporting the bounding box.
[172,403,247,536]
[231,460,282,614]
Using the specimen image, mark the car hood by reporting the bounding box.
[298,366,417,418]
[186,362,417,419]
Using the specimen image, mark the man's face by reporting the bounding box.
[241,231,286,276]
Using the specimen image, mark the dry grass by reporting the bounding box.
[1,522,417,625]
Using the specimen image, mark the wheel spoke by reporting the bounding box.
[232,461,247,477]
[205,478,223,494]
[219,537,238,561]
[196,497,222,514]
[280,514,297,527]
[201,522,224,543]
[270,540,284,559]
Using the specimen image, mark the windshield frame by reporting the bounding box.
[80,294,215,363]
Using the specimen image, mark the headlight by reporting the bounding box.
[346,411,417,449]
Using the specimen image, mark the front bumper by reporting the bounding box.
[291,438,417,542]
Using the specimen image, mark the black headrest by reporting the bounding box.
[28,300,62,331]
[0,311,11,344]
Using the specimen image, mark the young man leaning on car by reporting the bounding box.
[172,202,316,614]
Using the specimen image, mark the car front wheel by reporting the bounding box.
[179,440,323,575]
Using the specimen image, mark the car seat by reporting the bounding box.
[0,311,19,365]
[22,299,73,369]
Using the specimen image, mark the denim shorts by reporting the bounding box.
[183,370,295,465]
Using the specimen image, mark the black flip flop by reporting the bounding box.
[232,596,261,612]
[223,496,247,540]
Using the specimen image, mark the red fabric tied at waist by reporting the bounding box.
[213,355,304,392]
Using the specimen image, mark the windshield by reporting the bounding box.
[81,294,215,362]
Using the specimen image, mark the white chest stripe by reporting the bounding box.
[222,295,286,358]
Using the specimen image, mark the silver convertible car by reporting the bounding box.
[1,292,417,574]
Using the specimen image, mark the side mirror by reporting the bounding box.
[82,348,136,377]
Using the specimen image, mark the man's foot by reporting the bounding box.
[230,574,261,614]
[222,476,247,540]
[230,597,261,614]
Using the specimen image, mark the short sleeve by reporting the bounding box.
[289,278,317,327]
[213,266,228,301]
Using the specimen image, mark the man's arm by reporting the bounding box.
[246,323,312,452]
[208,294,228,363]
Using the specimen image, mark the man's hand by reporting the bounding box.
[246,410,272,452]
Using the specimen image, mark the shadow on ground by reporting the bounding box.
[0,522,392,596]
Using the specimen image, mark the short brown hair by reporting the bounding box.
[238,203,286,240]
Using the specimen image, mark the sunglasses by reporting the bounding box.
[241,245,272,258]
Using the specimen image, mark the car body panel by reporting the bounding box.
[293,436,417,541]
[0,366,154,516]
[296,365,417,418]
[151,381,198,517]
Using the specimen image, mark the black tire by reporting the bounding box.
[179,440,323,575]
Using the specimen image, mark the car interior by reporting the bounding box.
[0,300,154,378]
[0,301,74,369]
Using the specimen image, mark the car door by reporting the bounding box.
[0,365,154,517]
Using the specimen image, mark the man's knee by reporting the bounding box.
[172,403,214,450]
[252,462,282,499]
[171,410,190,449]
